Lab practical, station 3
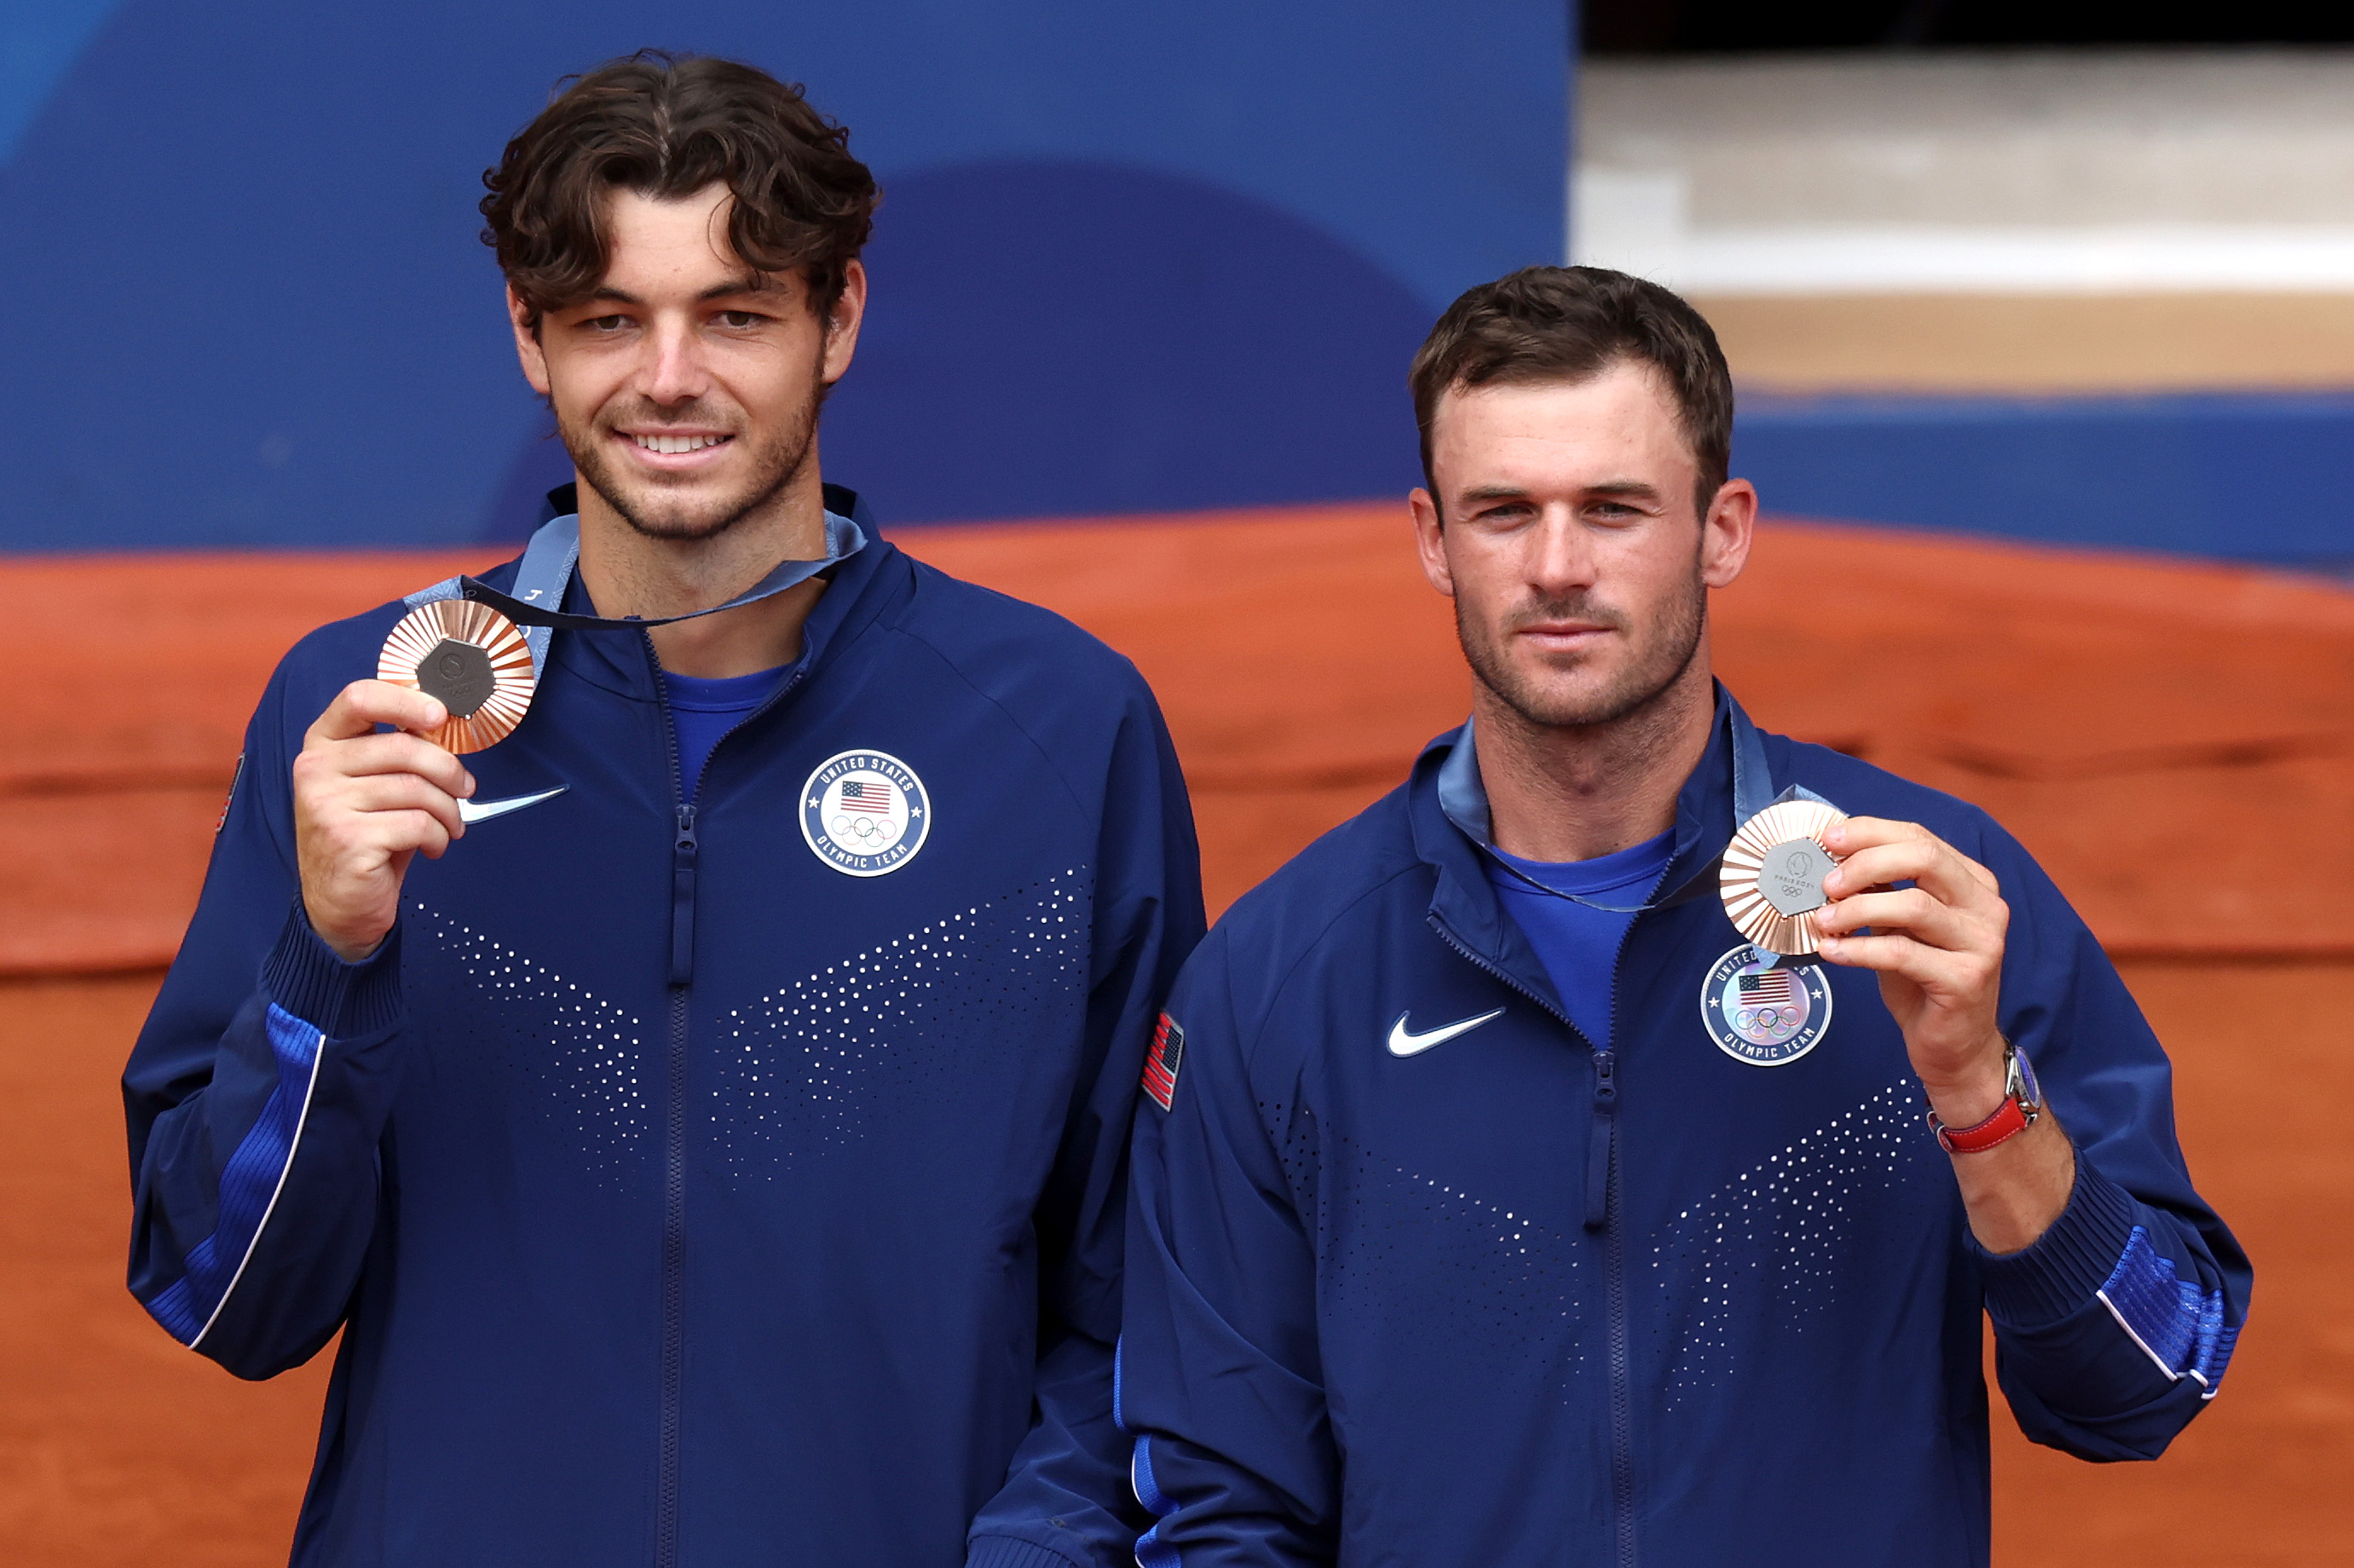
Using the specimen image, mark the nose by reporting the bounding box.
[639,314,709,406]
[1526,502,1597,597]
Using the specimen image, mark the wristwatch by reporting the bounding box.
[1927,1043,2043,1155]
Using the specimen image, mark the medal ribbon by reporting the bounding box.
[1446,697,1829,917]
[404,510,866,682]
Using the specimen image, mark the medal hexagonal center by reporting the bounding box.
[1757,837,1831,917]
[415,638,494,718]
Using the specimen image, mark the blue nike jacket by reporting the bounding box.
[1121,694,2247,1567]
[124,488,1205,1568]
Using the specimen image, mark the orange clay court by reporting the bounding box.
[1,505,2348,1564]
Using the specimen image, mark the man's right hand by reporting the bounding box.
[293,680,476,961]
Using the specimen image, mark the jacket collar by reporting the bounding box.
[1410,683,1766,1011]
[539,480,874,538]
[548,482,903,702]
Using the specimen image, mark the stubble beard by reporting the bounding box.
[563,382,822,545]
[1459,568,1709,741]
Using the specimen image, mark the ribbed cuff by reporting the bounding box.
[259,898,406,1040]
[1974,1149,2141,1329]
[966,1535,1088,1568]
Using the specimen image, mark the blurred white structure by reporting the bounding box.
[1576,51,2354,293]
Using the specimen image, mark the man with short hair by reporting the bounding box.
[1117,266,2247,1565]
[125,55,1201,1568]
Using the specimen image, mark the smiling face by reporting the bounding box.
[509,182,864,543]
[1410,359,1754,733]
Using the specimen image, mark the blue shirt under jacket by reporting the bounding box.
[662,664,793,800]
[1121,693,2247,1568]
[124,487,1206,1568]
[1483,827,1674,1052]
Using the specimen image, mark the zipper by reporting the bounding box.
[669,803,699,985]
[644,628,691,1568]
[662,650,817,989]
[1607,1150,1636,1568]
[687,657,814,806]
[1427,905,1642,1567]
[1595,873,1659,1568]
[1585,1049,1618,1229]
[639,623,816,1567]
[655,986,688,1568]
[1425,910,1572,1032]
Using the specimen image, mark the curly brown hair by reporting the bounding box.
[1409,266,1734,522]
[481,52,878,329]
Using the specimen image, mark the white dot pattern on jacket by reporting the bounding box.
[711,872,1088,1181]
[1647,1078,1933,1404]
[1258,1098,1592,1381]
[411,902,651,1183]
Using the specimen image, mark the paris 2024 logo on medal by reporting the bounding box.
[800,750,930,877]
[1699,944,1833,1067]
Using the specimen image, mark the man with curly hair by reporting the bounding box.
[124,54,1202,1568]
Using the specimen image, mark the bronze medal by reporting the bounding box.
[1718,798,1848,957]
[378,600,536,753]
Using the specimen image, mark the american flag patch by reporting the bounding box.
[838,779,893,814]
[1142,1012,1186,1110]
[1738,969,1796,1006]
[215,752,244,835]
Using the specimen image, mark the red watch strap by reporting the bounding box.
[1928,1094,2032,1155]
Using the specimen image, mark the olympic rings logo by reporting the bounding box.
[828,810,902,847]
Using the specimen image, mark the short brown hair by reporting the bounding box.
[1409,266,1734,520]
[481,52,878,328]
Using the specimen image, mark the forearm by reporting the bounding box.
[1921,1058,2075,1255]
[1123,983,1337,1565]
[128,902,406,1375]
[966,1327,1139,1568]
[1976,1155,2237,1460]
[1837,818,2253,1455]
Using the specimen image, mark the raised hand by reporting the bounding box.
[1812,817,2011,1121]
[292,680,476,961]
[1813,817,2072,1251]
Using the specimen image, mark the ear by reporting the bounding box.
[1699,476,1757,590]
[817,258,868,386]
[508,286,551,398]
[1409,487,1456,599]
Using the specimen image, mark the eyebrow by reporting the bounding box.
[582,274,782,308]
[1454,479,1664,505]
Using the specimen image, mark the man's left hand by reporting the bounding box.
[1813,817,2011,1126]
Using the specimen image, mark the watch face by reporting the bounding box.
[2011,1046,2043,1110]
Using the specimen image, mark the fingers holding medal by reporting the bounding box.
[1809,816,2012,1094]
[378,600,536,753]
[1810,816,2007,966]
[290,600,534,963]
[1720,798,2014,1098]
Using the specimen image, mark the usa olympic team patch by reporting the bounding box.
[1699,944,1833,1067]
[799,750,930,877]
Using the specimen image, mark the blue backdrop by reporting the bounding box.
[0,1,1571,549]
[1735,392,2354,574]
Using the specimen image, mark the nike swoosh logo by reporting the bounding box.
[1387,1006,1506,1058]
[457,786,567,824]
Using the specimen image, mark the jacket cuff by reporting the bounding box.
[966,1536,1088,1568]
[259,898,405,1040]
[1974,1148,2140,1329]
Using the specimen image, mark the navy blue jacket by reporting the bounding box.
[1121,696,2247,1567]
[124,491,1205,1568]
